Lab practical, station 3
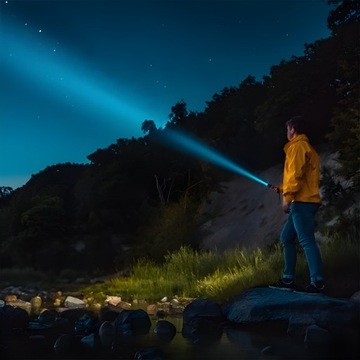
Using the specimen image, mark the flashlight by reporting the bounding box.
[267,183,280,194]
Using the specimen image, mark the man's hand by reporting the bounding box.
[270,185,280,194]
[282,199,291,213]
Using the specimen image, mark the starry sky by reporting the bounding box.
[0,0,332,189]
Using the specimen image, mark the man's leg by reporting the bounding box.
[291,202,323,283]
[280,211,298,281]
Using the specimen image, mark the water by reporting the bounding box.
[139,316,315,360]
[23,300,331,359]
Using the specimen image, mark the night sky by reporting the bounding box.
[0,0,332,189]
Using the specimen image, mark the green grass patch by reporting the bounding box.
[80,237,359,304]
[3,235,358,305]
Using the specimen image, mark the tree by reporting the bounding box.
[327,0,360,35]
[166,100,189,129]
[325,0,360,190]
[0,186,13,202]
[141,119,157,135]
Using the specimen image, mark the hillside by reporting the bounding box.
[199,163,286,252]
[198,149,344,252]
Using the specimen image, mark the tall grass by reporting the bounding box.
[3,238,358,304]
[80,247,300,302]
[82,238,359,304]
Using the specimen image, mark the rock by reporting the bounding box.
[98,320,116,350]
[64,295,86,309]
[80,332,96,349]
[30,296,42,316]
[114,309,151,337]
[105,295,122,306]
[6,299,31,315]
[224,287,360,331]
[53,298,61,307]
[169,298,184,315]
[304,324,331,346]
[146,304,157,315]
[154,320,176,342]
[53,333,78,356]
[98,305,122,322]
[37,309,58,327]
[5,294,17,302]
[350,290,360,303]
[0,305,29,330]
[182,298,225,344]
[183,298,225,325]
[117,300,132,310]
[74,314,97,335]
[170,298,180,307]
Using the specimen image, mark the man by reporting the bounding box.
[269,116,325,295]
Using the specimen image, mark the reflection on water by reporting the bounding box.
[138,315,314,360]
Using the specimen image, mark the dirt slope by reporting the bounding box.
[199,163,288,252]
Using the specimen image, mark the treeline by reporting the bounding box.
[0,1,358,276]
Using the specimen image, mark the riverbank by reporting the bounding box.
[1,284,359,360]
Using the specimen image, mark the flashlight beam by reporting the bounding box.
[163,130,269,187]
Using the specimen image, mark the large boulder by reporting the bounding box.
[153,320,176,343]
[224,287,360,333]
[182,298,225,345]
[114,309,151,337]
[0,305,29,331]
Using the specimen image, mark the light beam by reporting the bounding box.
[163,129,269,187]
[0,18,153,134]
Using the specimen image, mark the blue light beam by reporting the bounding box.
[163,130,269,187]
[0,18,156,135]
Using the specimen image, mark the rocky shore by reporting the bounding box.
[1,284,359,360]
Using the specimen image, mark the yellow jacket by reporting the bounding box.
[280,134,321,204]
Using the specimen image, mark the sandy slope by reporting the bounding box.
[199,163,288,252]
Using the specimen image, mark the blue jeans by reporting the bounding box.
[280,202,323,283]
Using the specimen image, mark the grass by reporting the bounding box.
[78,237,359,305]
[1,238,358,305]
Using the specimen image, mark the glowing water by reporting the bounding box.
[164,130,268,187]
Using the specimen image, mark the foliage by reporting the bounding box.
[322,207,360,244]
[0,186,14,201]
[131,192,203,263]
